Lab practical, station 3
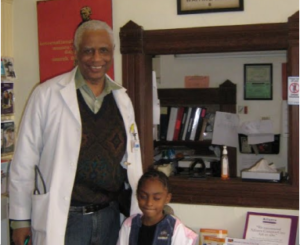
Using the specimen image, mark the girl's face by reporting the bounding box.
[137,178,172,226]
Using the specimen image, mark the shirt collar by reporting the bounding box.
[75,68,122,95]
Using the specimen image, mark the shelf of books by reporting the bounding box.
[1,56,16,196]
[154,80,237,178]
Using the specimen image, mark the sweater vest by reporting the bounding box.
[71,90,127,205]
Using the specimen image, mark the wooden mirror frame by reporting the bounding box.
[119,12,299,209]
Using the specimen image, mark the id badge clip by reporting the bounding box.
[130,123,140,152]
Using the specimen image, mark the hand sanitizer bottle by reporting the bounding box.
[221,146,229,180]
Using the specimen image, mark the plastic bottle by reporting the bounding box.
[221,146,229,180]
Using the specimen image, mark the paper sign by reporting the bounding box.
[243,212,298,245]
[287,76,299,105]
[184,76,209,88]
[212,111,239,147]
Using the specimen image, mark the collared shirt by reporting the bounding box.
[75,69,122,113]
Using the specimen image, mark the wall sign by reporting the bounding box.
[37,0,113,83]
[244,64,273,100]
[177,0,244,15]
[243,212,298,245]
[287,76,299,105]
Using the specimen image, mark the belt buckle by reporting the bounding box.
[83,205,94,215]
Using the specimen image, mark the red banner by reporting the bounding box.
[37,0,113,83]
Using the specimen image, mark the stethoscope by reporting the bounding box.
[33,165,47,195]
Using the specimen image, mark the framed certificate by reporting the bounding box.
[177,0,243,15]
[244,64,273,100]
[243,212,298,245]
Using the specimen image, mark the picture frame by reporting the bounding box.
[177,0,244,15]
[244,64,273,100]
[243,212,298,245]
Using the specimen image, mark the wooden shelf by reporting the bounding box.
[169,176,298,209]
[155,81,237,177]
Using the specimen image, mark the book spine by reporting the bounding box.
[198,118,208,141]
[173,107,184,141]
[178,107,189,140]
[159,106,169,140]
[185,107,196,140]
[189,107,201,140]
[195,107,207,140]
[166,107,178,141]
[181,107,192,140]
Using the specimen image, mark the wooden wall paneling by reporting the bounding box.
[287,12,299,188]
[120,22,154,171]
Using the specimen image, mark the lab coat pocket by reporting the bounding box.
[31,192,50,232]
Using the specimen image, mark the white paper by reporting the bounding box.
[247,134,274,145]
[240,155,264,171]
[212,111,239,147]
[152,71,160,125]
[225,237,259,245]
[238,120,274,145]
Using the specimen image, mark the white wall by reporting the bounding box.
[12,0,298,243]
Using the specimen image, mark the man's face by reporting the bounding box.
[75,30,113,85]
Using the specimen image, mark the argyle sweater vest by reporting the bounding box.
[71,90,127,205]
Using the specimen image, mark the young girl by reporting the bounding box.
[117,169,199,245]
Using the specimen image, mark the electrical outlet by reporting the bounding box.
[238,106,248,114]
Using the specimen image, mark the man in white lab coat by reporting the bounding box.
[9,20,143,245]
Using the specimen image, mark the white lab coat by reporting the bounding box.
[9,67,143,245]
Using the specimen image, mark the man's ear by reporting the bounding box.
[73,47,78,66]
[73,46,77,55]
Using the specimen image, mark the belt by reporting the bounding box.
[69,203,110,215]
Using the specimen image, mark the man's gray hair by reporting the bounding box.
[74,20,114,50]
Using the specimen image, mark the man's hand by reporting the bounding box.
[12,227,32,245]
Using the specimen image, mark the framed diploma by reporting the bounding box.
[243,212,298,245]
[177,0,244,15]
[244,64,273,100]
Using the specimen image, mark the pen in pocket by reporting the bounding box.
[24,235,30,245]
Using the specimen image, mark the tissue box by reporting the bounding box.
[241,171,282,182]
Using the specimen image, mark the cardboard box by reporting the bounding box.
[203,235,226,245]
[199,228,227,245]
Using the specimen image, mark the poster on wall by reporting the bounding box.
[37,0,113,83]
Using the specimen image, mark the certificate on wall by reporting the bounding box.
[243,212,298,245]
[244,64,273,100]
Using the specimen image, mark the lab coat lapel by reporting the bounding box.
[113,88,129,128]
[59,68,81,125]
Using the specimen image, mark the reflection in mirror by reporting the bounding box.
[153,51,288,176]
